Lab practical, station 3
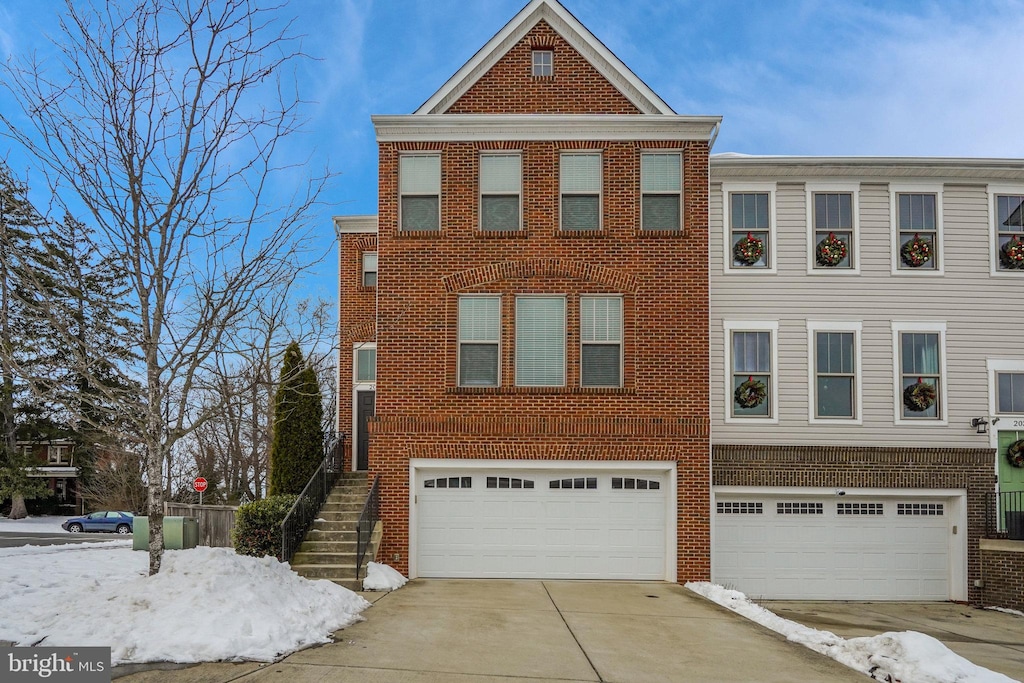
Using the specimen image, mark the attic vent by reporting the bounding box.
[532,49,553,77]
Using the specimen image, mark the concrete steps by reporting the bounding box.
[290,472,381,591]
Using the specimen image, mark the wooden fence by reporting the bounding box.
[163,503,238,547]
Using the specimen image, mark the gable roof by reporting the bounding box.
[415,0,674,115]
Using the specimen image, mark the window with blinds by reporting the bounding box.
[581,296,622,387]
[361,251,377,287]
[561,153,601,230]
[458,296,500,387]
[515,296,565,387]
[641,152,682,230]
[400,154,440,231]
[480,154,521,231]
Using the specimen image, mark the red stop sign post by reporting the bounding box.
[194,477,208,504]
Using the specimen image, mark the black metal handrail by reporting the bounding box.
[355,474,381,581]
[985,490,1024,540]
[280,434,345,563]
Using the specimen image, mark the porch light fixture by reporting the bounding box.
[970,417,989,434]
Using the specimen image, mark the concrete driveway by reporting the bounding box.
[118,580,866,682]
[763,600,1024,682]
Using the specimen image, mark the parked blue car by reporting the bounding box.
[62,511,135,534]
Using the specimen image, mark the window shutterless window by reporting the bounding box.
[361,252,377,287]
[355,348,376,382]
[997,372,1024,413]
[581,296,621,387]
[516,296,565,387]
[532,50,552,77]
[897,193,938,270]
[480,154,521,231]
[900,332,941,419]
[561,153,601,231]
[730,192,770,268]
[815,331,855,418]
[640,153,681,230]
[400,155,440,231]
[995,194,1024,272]
[731,331,772,417]
[812,193,853,269]
[458,296,500,387]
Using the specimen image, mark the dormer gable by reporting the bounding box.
[416,0,674,116]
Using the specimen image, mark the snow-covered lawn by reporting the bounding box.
[0,540,371,665]
[687,582,1017,683]
[0,515,70,534]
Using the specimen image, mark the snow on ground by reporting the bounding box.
[0,515,71,533]
[687,582,1017,683]
[986,606,1024,618]
[0,542,371,665]
[362,562,408,591]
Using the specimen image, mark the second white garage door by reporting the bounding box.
[415,468,669,580]
[713,492,954,600]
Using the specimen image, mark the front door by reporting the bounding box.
[997,429,1024,530]
[356,390,375,471]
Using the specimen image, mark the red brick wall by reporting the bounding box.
[446,22,641,115]
[980,545,1024,611]
[371,138,711,579]
[337,233,377,471]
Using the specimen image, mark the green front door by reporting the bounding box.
[996,430,1024,531]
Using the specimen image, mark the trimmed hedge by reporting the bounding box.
[232,494,297,560]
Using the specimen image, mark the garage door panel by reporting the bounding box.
[417,469,668,579]
[714,494,951,600]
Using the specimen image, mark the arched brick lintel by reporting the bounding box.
[442,258,638,293]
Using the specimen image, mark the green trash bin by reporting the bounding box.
[132,516,199,550]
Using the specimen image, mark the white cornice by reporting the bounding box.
[333,215,379,234]
[711,155,1024,181]
[373,114,722,142]
[415,0,673,115]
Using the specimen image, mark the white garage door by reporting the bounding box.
[416,469,668,579]
[713,494,951,600]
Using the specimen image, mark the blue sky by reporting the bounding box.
[3,0,1024,295]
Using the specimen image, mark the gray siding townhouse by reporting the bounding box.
[708,156,1024,605]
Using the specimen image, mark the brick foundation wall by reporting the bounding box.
[713,444,995,604]
[979,541,1024,612]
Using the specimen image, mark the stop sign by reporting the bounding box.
[193,477,208,493]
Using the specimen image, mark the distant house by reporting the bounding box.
[18,439,82,514]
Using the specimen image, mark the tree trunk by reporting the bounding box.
[8,493,27,519]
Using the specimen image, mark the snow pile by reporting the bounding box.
[686,583,1016,683]
[362,562,408,591]
[0,544,370,664]
[0,515,70,533]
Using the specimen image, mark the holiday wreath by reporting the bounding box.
[903,378,936,412]
[734,376,767,409]
[1000,237,1024,270]
[900,233,933,268]
[733,232,765,266]
[816,232,848,267]
[1008,439,1024,468]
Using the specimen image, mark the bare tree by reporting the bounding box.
[0,0,325,573]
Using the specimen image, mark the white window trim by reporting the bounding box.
[988,184,1024,277]
[531,49,553,77]
[891,321,948,426]
[479,152,522,232]
[361,251,377,287]
[806,183,860,276]
[806,321,863,425]
[457,294,501,388]
[722,182,777,275]
[580,294,623,388]
[399,152,441,232]
[353,342,377,390]
[515,294,566,388]
[723,320,779,424]
[640,151,684,232]
[890,184,944,276]
[560,151,603,232]
[409,458,678,582]
[986,359,1024,451]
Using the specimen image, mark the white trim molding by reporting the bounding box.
[987,184,1024,278]
[723,319,780,424]
[891,321,948,426]
[890,183,945,276]
[806,320,864,425]
[805,182,861,276]
[721,182,777,275]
